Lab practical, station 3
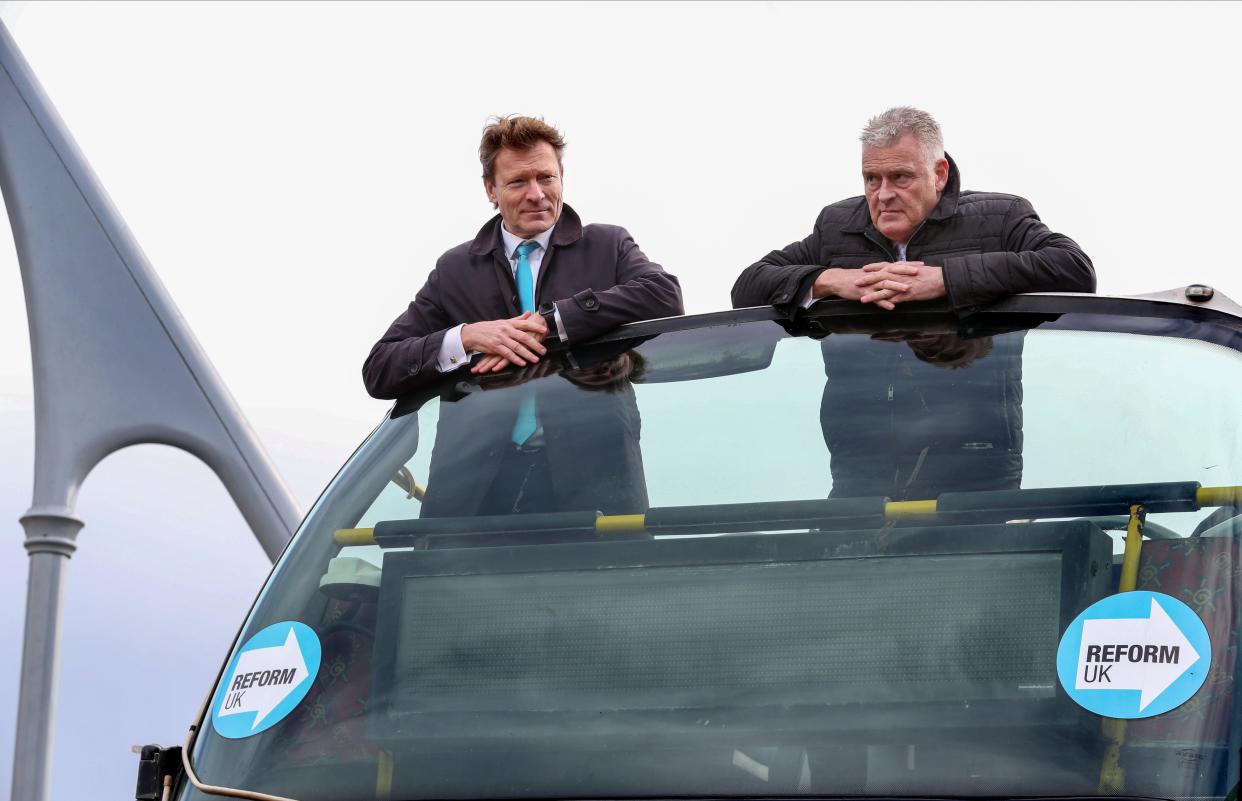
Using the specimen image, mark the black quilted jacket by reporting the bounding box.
[730,154,1095,313]
[819,331,1025,501]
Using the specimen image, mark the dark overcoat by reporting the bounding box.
[419,363,649,518]
[363,205,683,399]
[364,206,678,518]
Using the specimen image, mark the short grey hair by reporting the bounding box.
[859,106,944,165]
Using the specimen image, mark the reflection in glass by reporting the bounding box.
[820,330,1021,500]
[420,349,649,518]
[185,313,1242,801]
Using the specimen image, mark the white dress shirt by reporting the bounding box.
[437,224,569,372]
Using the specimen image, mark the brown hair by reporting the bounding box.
[479,115,567,183]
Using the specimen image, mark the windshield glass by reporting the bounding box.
[185,306,1242,801]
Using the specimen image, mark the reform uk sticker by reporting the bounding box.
[1056,591,1210,719]
[211,621,321,738]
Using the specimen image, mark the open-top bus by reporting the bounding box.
[139,289,1242,801]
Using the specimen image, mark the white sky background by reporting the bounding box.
[0,1,1240,798]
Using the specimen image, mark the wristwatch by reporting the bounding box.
[537,302,557,337]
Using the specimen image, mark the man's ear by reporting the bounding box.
[483,178,498,210]
[933,158,949,193]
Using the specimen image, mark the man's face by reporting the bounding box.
[484,142,563,239]
[862,133,949,244]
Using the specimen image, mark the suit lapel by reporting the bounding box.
[534,245,555,305]
[469,215,520,316]
[469,206,585,315]
[492,246,519,316]
[534,205,582,305]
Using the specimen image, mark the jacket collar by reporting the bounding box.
[842,152,962,234]
[468,204,585,256]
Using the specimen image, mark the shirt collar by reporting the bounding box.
[500,223,555,260]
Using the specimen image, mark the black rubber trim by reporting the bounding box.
[643,497,887,535]
[936,481,1202,521]
[392,293,1242,417]
[374,510,601,548]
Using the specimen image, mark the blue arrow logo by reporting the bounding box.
[1057,591,1210,719]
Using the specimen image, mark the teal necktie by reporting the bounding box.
[511,241,540,445]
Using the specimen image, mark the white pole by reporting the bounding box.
[11,508,82,801]
[0,19,301,801]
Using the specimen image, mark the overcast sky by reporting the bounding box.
[3,2,1242,799]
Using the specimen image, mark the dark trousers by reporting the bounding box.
[476,444,557,516]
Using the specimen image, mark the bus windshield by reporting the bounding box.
[184,304,1242,801]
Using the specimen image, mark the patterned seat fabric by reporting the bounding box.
[280,599,380,764]
[1127,535,1240,795]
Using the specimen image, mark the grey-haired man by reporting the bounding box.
[732,107,1095,501]
[731,106,1094,314]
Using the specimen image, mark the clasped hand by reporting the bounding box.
[463,311,548,374]
[853,261,946,310]
[814,261,946,311]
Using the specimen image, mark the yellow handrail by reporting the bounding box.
[334,528,376,546]
[884,499,938,519]
[1196,485,1242,507]
[1097,503,1146,794]
[334,484,1242,548]
[595,514,646,533]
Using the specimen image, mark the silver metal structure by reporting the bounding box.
[0,21,301,801]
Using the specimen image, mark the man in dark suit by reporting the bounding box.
[363,115,682,399]
[363,116,682,517]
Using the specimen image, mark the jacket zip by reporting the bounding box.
[863,219,932,261]
[905,219,932,260]
[863,228,896,260]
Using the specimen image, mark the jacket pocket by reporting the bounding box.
[922,247,981,261]
[824,252,877,268]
